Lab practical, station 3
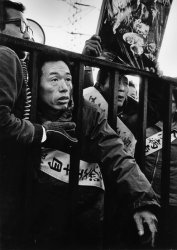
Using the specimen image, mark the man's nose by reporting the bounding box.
[58,79,68,92]
[118,82,125,91]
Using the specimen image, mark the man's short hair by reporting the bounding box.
[129,80,136,88]
[0,1,25,30]
[96,68,128,86]
[38,52,72,78]
[96,69,110,87]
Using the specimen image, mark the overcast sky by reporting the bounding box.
[21,0,102,52]
[157,0,177,78]
[20,0,177,78]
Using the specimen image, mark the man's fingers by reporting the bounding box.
[84,37,102,56]
[89,34,102,43]
[145,215,157,233]
[143,213,157,231]
[144,217,157,247]
[84,46,100,57]
[134,211,158,247]
[133,213,144,236]
[151,230,156,247]
[62,122,76,130]
[85,42,102,55]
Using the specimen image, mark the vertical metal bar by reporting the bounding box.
[69,62,84,244]
[159,83,172,246]
[69,62,84,191]
[103,69,119,250]
[135,76,148,171]
[161,83,172,207]
[106,70,125,248]
[108,70,119,131]
[0,0,5,30]
[0,2,5,245]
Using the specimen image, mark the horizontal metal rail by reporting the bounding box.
[1,33,177,83]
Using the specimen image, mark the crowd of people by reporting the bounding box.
[0,1,176,250]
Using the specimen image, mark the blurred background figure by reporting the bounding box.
[84,69,137,156]
[128,80,138,101]
[144,87,177,249]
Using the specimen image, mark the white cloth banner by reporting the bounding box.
[83,87,108,117]
[40,148,105,190]
[116,117,137,157]
[145,130,177,156]
[84,87,137,157]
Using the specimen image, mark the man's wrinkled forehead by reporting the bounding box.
[42,60,71,75]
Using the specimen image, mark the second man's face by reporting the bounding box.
[117,76,129,107]
[39,60,72,110]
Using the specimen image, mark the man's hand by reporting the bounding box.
[133,210,158,247]
[42,121,78,151]
[82,35,102,57]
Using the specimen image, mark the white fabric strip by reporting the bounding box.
[145,130,177,156]
[40,148,105,190]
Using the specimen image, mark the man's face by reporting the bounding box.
[1,8,31,40]
[39,60,72,111]
[117,76,129,107]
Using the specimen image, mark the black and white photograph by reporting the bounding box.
[0,1,177,250]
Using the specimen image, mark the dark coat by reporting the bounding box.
[32,99,159,249]
[145,121,177,206]
[0,46,43,248]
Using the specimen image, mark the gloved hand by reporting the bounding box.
[42,121,78,151]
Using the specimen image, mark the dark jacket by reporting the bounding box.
[0,46,43,248]
[117,95,139,136]
[36,99,159,210]
[33,99,159,249]
[145,121,177,206]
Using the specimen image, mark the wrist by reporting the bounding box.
[41,126,47,143]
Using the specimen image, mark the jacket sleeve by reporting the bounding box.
[85,103,159,210]
[0,46,43,144]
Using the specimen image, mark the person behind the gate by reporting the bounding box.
[31,52,159,250]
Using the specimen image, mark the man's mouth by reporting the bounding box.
[118,95,124,101]
[58,96,69,100]
[57,96,69,104]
